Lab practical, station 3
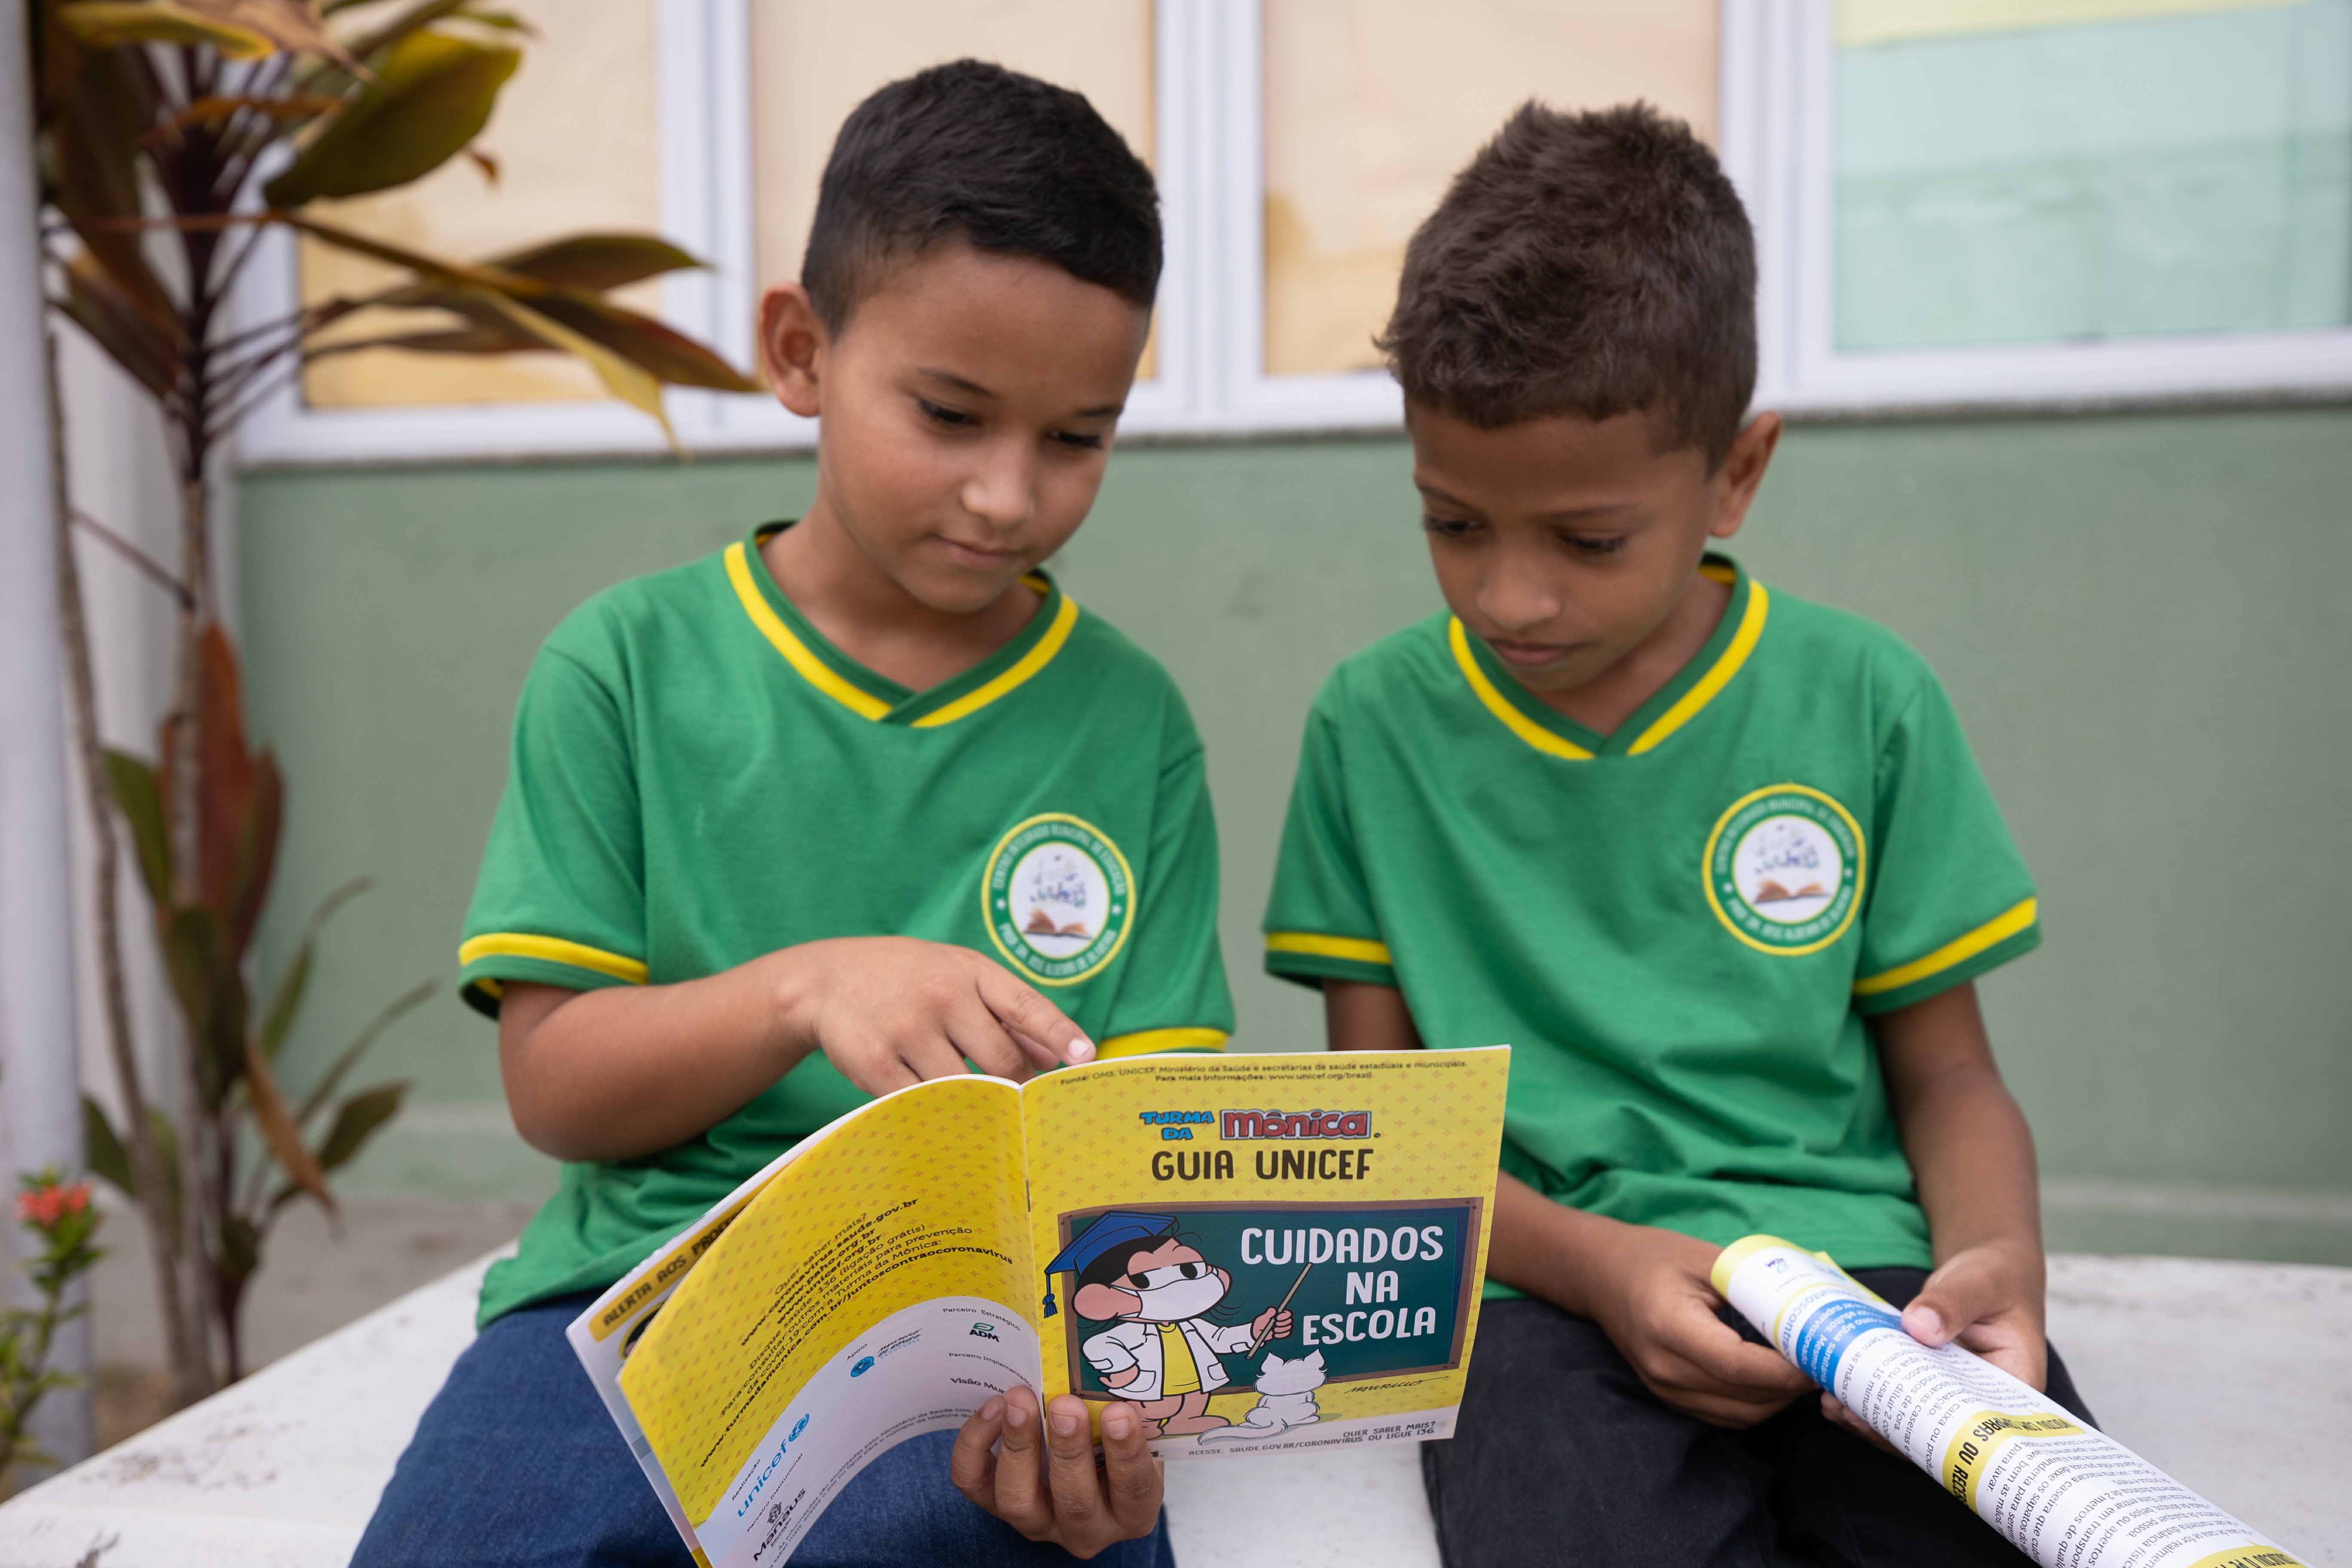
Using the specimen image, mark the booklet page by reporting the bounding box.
[617,1075,1040,1568]
[1023,1047,1510,1459]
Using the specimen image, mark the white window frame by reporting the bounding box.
[234,0,1410,467]
[1720,0,2352,416]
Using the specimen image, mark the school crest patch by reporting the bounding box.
[1704,785,1865,956]
[983,814,1135,986]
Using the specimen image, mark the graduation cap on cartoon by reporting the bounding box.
[1039,1211,1176,1318]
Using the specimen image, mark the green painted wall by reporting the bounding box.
[236,405,2352,1261]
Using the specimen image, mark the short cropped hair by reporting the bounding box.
[802,60,1161,333]
[1379,102,1756,467]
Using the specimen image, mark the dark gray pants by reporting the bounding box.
[1422,1271,2095,1568]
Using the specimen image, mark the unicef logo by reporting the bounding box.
[851,1356,876,1378]
[1705,786,1865,956]
[982,815,1134,986]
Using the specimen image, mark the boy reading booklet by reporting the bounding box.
[357,63,1229,1568]
[1262,104,2095,1566]
[566,1049,1510,1568]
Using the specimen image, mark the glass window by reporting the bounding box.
[1261,0,1719,377]
[300,0,664,408]
[1834,0,2352,350]
[749,1,1155,294]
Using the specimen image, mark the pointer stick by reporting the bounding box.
[1246,1262,1313,1356]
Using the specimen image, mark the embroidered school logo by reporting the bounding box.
[1704,785,1865,956]
[983,814,1135,986]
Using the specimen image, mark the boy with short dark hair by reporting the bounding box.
[357,61,1212,1568]
[1263,103,2091,1565]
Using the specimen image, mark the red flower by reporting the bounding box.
[15,1181,90,1230]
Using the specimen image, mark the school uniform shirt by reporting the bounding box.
[1262,557,2038,1275]
[1082,1317,1254,1400]
[462,524,1234,1325]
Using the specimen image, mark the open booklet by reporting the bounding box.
[567,1047,1511,1568]
[1715,1237,2308,1568]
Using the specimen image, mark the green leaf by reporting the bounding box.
[82,1097,134,1197]
[296,978,432,1126]
[528,292,763,394]
[57,1,276,58]
[264,28,517,205]
[103,749,172,905]
[244,1037,334,1215]
[228,748,282,954]
[161,906,248,1111]
[315,1081,408,1173]
[484,234,705,293]
[257,874,371,1060]
[217,1211,261,1283]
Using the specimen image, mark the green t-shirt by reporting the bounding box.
[1262,558,2038,1273]
[462,525,1234,1324]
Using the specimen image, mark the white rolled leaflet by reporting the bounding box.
[1713,1237,2303,1568]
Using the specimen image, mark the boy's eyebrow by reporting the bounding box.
[1415,481,1641,523]
[917,366,1125,422]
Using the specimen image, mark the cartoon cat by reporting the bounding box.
[1195,1350,1325,1445]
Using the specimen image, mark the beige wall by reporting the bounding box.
[1263,0,1716,375]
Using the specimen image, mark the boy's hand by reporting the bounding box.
[951,1389,1161,1559]
[1819,1237,2048,1448]
[1583,1222,1814,1428]
[778,937,1093,1093]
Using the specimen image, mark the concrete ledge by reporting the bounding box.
[3,1252,2344,1567]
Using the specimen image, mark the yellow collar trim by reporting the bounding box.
[911,590,1080,729]
[1626,581,1770,756]
[724,542,892,720]
[1448,618,1596,760]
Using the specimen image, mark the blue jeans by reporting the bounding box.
[354,1292,1176,1568]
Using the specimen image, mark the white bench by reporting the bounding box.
[2,1252,2345,1567]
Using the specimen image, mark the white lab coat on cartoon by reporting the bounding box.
[1083,1317,1257,1401]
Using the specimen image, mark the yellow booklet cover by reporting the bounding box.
[566,1047,1510,1568]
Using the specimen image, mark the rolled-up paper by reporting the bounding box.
[1713,1236,2305,1568]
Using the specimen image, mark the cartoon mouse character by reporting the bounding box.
[1040,1212,1292,1437]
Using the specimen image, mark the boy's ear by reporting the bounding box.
[757,282,827,418]
[1709,411,1784,542]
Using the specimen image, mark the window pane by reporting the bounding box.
[1834,0,2352,350]
[750,1,1155,294]
[300,0,663,408]
[1262,0,1718,377]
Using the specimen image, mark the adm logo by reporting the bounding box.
[970,1320,1001,1341]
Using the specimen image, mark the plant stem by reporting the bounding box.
[43,334,206,1411]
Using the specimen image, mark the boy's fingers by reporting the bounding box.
[1096,1403,1163,1536]
[977,966,1094,1066]
[942,997,1038,1083]
[990,1388,1052,1534]
[1041,1396,1108,1535]
[948,1397,1004,1507]
[1670,1310,1811,1396]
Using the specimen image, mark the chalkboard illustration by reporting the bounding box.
[1196,1350,1325,1445]
[1039,1211,1296,1438]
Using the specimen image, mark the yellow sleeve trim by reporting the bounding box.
[1448,618,1595,760]
[1627,581,1770,756]
[1266,931,1394,967]
[1852,897,2038,998]
[724,542,893,722]
[913,590,1080,729]
[1097,1028,1229,1060]
[458,932,650,986]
